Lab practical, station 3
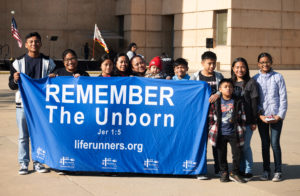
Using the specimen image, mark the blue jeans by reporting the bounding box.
[16,108,30,165]
[240,125,253,174]
[257,119,283,173]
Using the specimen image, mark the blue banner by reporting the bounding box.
[19,73,210,175]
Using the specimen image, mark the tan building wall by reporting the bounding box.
[117,0,233,71]
[119,0,300,70]
[231,0,300,69]
[1,0,300,70]
[0,0,119,60]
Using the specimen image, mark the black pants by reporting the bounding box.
[217,134,241,174]
[212,146,220,173]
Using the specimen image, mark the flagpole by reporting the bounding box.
[92,39,95,60]
[10,10,15,60]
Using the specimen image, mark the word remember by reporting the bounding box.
[45,84,175,127]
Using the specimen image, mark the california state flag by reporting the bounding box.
[93,24,109,53]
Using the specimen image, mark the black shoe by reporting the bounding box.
[220,171,230,182]
[239,171,245,176]
[33,162,48,173]
[229,172,246,183]
[18,163,29,175]
[243,173,253,181]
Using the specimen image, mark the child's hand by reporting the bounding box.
[74,73,80,78]
[259,115,269,124]
[13,72,20,82]
[166,76,172,80]
[268,115,281,124]
[48,73,57,78]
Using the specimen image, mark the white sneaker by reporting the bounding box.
[197,175,209,180]
[33,162,48,173]
[260,171,270,181]
[272,172,282,182]
[57,171,66,175]
[18,163,29,175]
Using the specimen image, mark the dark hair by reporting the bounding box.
[161,52,168,58]
[25,32,42,42]
[257,52,273,64]
[219,78,234,88]
[130,55,144,65]
[129,55,146,76]
[62,49,77,60]
[99,54,113,66]
[127,42,137,51]
[231,57,250,86]
[113,52,130,76]
[201,51,217,61]
[173,58,188,68]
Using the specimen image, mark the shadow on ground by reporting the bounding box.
[44,162,300,181]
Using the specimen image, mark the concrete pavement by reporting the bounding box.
[0,70,299,196]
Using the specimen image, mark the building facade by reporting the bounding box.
[1,0,300,70]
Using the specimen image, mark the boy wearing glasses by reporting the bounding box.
[8,32,56,175]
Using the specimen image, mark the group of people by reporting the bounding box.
[9,32,287,184]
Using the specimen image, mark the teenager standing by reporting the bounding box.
[8,32,56,175]
[253,52,288,182]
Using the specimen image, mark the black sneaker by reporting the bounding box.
[220,171,229,182]
[33,162,48,173]
[229,172,246,183]
[243,173,253,181]
[18,163,29,175]
[260,171,271,181]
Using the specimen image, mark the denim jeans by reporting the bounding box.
[240,125,253,174]
[257,119,283,173]
[16,108,30,165]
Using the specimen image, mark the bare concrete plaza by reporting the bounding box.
[0,70,299,196]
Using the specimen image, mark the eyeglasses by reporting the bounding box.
[26,40,41,44]
[259,61,271,65]
[64,57,77,62]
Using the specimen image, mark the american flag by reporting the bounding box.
[11,17,22,48]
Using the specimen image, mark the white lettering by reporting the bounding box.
[126,108,136,126]
[77,85,93,104]
[96,107,108,125]
[74,112,84,124]
[140,113,151,126]
[145,86,158,105]
[46,84,60,102]
[160,87,174,106]
[164,114,174,127]
[60,106,71,124]
[110,85,126,104]
[129,85,142,104]
[95,85,108,104]
[62,85,75,103]
[45,105,57,123]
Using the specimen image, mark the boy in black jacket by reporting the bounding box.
[208,79,246,183]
